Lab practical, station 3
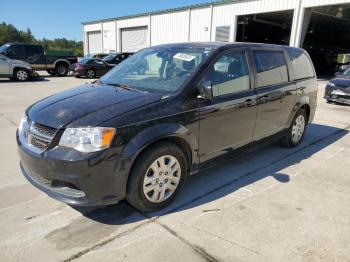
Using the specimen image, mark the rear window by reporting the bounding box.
[253,50,289,87]
[288,48,315,80]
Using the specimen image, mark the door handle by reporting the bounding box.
[244,98,255,107]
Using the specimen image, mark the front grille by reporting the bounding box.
[21,119,58,152]
[31,122,57,137]
[31,136,50,150]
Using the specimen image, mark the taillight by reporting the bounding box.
[76,64,84,70]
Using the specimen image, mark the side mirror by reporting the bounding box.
[197,80,213,100]
[335,71,341,76]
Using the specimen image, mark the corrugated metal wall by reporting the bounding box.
[83,0,350,54]
[102,21,116,53]
[151,11,190,45]
[189,7,211,42]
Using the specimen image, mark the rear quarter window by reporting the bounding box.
[287,49,315,80]
[253,50,289,87]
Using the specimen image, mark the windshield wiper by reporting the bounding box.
[106,83,146,93]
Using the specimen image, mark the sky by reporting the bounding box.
[1,0,210,41]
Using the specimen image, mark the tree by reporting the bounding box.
[0,22,83,56]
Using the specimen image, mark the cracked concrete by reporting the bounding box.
[0,75,349,261]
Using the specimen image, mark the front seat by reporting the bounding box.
[227,60,242,79]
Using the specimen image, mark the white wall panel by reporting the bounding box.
[83,0,350,52]
[102,21,116,53]
[189,7,211,42]
[84,23,102,32]
[151,11,189,45]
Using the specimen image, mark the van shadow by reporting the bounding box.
[0,77,50,84]
[73,123,348,225]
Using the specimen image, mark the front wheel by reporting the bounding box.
[126,142,187,212]
[14,68,29,81]
[86,69,95,78]
[282,109,307,147]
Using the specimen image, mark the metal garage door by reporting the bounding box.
[88,31,102,54]
[121,26,148,52]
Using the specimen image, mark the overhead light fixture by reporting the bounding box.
[336,7,344,18]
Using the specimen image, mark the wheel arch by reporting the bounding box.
[287,96,311,127]
[53,59,70,68]
[115,123,197,199]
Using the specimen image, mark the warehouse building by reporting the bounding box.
[82,0,350,74]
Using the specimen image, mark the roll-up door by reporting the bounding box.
[121,26,148,52]
[88,31,102,54]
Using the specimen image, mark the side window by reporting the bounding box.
[204,51,250,97]
[7,45,25,56]
[26,45,42,59]
[287,49,315,80]
[253,50,288,87]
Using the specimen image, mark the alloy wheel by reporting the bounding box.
[16,70,28,81]
[87,70,95,78]
[291,115,305,144]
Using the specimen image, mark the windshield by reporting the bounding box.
[0,44,10,53]
[103,54,118,61]
[79,58,90,64]
[100,46,214,94]
[343,68,350,77]
[83,54,93,59]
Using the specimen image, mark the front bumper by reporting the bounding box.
[324,87,350,105]
[17,132,123,206]
[70,68,85,76]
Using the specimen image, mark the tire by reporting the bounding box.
[55,63,69,77]
[282,108,307,148]
[86,69,95,78]
[47,70,56,76]
[13,68,29,81]
[126,142,188,212]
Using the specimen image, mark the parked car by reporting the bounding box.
[17,43,317,212]
[324,68,350,105]
[102,52,134,65]
[0,43,78,76]
[70,58,114,78]
[0,54,36,81]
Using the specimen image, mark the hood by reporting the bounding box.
[26,83,162,129]
[331,77,350,92]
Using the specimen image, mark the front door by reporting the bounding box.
[0,57,10,76]
[198,50,258,163]
[251,49,297,140]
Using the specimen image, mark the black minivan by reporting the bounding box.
[17,43,317,211]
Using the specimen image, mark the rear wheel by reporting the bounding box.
[126,142,187,212]
[55,63,69,77]
[282,109,307,147]
[13,68,29,81]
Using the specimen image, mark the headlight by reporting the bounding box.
[59,127,116,153]
[327,81,336,87]
[18,115,29,133]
